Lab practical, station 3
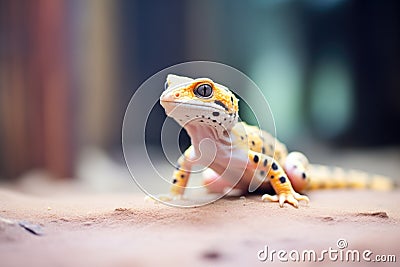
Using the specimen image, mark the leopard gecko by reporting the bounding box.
[159,74,393,208]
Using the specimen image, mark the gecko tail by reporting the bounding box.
[306,164,395,191]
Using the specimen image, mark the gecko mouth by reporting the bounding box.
[160,100,233,127]
[160,100,226,113]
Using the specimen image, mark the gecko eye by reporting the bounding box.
[164,81,169,90]
[194,83,213,98]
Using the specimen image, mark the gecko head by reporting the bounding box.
[160,74,239,132]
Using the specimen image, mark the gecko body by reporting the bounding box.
[159,74,393,208]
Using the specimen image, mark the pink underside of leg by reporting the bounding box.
[284,162,308,192]
[202,169,233,194]
[283,152,310,192]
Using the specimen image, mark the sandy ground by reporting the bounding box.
[0,187,399,267]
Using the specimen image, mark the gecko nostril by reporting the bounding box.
[175,92,180,98]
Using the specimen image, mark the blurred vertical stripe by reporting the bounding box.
[78,0,119,149]
[0,0,74,179]
[0,0,120,180]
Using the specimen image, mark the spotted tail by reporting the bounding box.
[306,164,395,191]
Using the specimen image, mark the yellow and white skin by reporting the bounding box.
[159,74,393,208]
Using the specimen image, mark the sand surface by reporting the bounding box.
[1,188,399,267]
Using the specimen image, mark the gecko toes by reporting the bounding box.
[262,191,308,208]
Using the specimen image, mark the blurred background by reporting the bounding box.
[0,0,399,192]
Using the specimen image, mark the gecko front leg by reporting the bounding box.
[146,146,194,203]
[169,146,194,198]
[248,151,309,208]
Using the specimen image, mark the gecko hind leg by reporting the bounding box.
[248,150,309,208]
